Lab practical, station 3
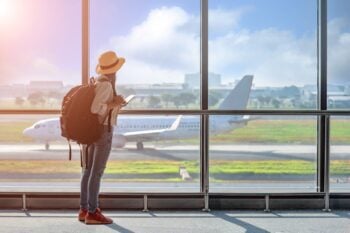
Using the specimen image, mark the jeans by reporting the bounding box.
[80,125,113,213]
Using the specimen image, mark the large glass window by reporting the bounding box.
[90,0,200,109]
[0,114,200,193]
[208,0,318,110]
[209,115,318,193]
[328,0,350,109]
[0,0,348,197]
[330,116,350,192]
[0,0,81,109]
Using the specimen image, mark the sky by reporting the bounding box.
[0,0,349,87]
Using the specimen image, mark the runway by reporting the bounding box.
[0,144,349,161]
[0,144,349,193]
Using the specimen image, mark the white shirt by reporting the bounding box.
[90,76,119,126]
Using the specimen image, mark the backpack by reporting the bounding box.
[60,78,110,161]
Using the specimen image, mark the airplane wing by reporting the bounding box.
[122,115,182,141]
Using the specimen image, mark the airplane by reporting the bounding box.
[23,75,253,150]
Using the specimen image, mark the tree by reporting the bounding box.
[47,91,62,100]
[208,90,223,107]
[172,92,196,108]
[208,93,219,107]
[118,87,136,97]
[271,98,281,109]
[147,95,161,108]
[281,85,300,98]
[27,92,45,106]
[15,97,25,106]
[161,93,173,108]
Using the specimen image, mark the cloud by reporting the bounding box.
[4,57,79,85]
[101,5,350,87]
[105,6,200,84]
[32,58,59,76]
[3,6,347,87]
[209,6,252,35]
[209,28,317,86]
[328,18,350,85]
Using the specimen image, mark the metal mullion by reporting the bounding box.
[317,0,328,193]
[1,109,350,115]
[200,0,209,209]
[82,0,90,85]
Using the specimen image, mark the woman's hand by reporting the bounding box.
[107,95,126,110]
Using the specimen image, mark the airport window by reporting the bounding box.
[327,0,350,110]
[0,0,349,199]
[209,115,318,193]
[208,0,318,110]
[330,116,350,192]
[0,114,201,193]
[0,0,81,110]
[90,0,201,110]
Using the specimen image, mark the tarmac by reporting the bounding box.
[0,210,349,233]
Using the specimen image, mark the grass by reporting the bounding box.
[211,120,317,144]
[0,160,349,175]
[0,121,36,143]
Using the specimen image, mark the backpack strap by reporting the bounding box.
[107,110,112,132]
[68,139,72,161]
[95,75,113,132]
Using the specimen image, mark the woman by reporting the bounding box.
[78,51,125,224]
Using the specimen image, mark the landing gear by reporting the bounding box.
[136,142,144,150]
[45,143,50,150]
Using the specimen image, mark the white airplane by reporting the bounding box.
[23,75,253,150]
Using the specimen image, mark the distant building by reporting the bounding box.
[28,81,64,94]
[184,72,222,89]
[328,96,350,108]
[118,83,184,97]
[0,84,28,98]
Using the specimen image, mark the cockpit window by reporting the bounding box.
[34,125,40,129]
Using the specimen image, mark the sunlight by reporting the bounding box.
[0,0,14,21]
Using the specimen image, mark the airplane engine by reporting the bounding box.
[112,135,127,148]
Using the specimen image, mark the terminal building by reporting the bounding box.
[0,0,349,232]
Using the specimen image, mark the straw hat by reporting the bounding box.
[96,51,125,75]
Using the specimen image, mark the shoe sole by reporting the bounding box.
[78,217,85,222]
[85,219,113,225]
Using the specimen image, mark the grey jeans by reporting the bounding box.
[80,125,113,213]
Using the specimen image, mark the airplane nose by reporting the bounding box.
[23,127,32,137]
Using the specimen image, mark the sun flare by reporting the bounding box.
[0,0,14,20]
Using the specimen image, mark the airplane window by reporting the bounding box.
[34,125,40,129]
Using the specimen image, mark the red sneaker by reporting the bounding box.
[85,208,113,225]
[78,208,88,222]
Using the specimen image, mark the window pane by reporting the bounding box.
[90,0,200,109]
[0,114,200,193]
[328,0,350,109]
[208,0,317,110]
[209,115,318,193]
[0,0,81,109]
[330,116,350,192]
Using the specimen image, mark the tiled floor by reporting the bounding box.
[0,210,349,233]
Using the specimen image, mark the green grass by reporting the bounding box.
[0,160,349,175]
[211,120,317,144]
[0,121,36,143]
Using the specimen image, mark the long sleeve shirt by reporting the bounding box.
[90,76,119,126]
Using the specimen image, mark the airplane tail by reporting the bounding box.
[218,75,253,110]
